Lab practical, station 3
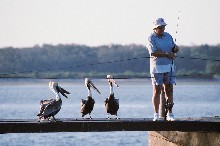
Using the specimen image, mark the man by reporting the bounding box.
[146,18,179,121]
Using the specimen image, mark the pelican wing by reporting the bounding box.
[43,99,62,116]
[105,98,119,115]
[40,99,54,105]
[81,97,95,115]
[105,94,119,115]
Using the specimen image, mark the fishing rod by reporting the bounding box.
[165,10,181,121]
[168,10,181,86]
[170,10,181,85]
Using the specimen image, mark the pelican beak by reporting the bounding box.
[89,81,101,94]
[107,75,119,88]
[85,78,101,94]
[108,79,119,88]
[56,86,70,98]
[113,79,119,88]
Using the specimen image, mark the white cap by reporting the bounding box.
[153,18,167,29]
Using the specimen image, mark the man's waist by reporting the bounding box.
[150,64,175,73]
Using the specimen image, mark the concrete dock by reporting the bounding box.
[0,117,219,133]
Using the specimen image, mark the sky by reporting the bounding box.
[0,0,220,48]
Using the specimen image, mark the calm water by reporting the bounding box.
[0,78,219,146]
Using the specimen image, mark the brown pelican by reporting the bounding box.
[81,78,101,119]
[105,75,119,119]
[37,81,70,122]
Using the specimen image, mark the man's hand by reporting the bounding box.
[166,52,176,60]
[172,45,180,53]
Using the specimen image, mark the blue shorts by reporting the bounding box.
[151,72,175,85]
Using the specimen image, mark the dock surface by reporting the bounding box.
[1,117,220,133]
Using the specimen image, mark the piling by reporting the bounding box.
[148,131,220,146]
[148,117,220,146]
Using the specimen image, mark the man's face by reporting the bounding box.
[154,25,165,36]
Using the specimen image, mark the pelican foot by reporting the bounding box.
[39,118,50,123]
[115,115,119,119]
[38,116,44,122]
[106,113,110,119]
[89,114,92,119]
[51,116,57,122]
[48,117,56,122]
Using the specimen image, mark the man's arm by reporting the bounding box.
[151,50,176,60]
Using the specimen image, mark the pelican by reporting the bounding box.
[37,81,70,122]
[81,78,101,119]
[105,75,119,119]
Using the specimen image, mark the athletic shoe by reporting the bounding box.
[167,113,175,121]
[153,113,159,121]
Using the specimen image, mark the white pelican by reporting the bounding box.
[81,78,101,119]
[105,75,119,119]
[37,81,70,122]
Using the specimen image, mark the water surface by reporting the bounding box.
[0,78,219,146]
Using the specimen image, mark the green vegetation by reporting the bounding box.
[0,44,219,79]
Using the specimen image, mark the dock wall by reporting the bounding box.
[148,131,220,146]
[1,118,220,145]
[1,118,220,133]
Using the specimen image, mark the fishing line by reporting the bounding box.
[0,56,151,76]
[107,72,217,79]
[0,55,219,77]
[174,10,180,43]
[176,56,220,61]
[1,72,217,79]
[170,10,181,85]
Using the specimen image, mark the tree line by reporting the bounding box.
[0,44,219,78]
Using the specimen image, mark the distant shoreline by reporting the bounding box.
[0,72,218,80]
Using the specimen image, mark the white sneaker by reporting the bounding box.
[153,113,159,121]
[167,113,175,121]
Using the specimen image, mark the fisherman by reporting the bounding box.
[146,18,180,121]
